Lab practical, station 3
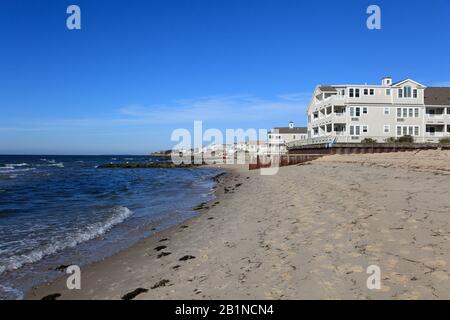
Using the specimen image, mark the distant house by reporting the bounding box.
[236,140,266,154]
[268,122,308,153]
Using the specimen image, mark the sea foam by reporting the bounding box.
[0,206,133,276]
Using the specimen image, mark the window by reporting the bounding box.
[413,89,418,98]
[349,88,354,98]
[362,125,368,133]
[384,107,390,115]
[414,108,419,117]
[370,89,375,95]
[364,89,368,95]
[398,89,403,98]
[404,86,412,98]
[403,108,408,118]
[350,107,361,117]
[363,107,368,114]
[355,89,360,98]
[386,89,391,96]
[409,108,413,118]
[397,126,420,137]
[397,108,402,118]
[350,125,361,136]
[384,125,390,133]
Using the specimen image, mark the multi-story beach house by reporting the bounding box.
[305,77,450,144]
[268,122,308,153]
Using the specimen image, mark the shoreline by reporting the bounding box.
[27,152,450,299]
[25,164,239,300]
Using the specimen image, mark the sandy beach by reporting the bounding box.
[27,151,450,300]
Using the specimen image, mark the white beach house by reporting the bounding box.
[268,122,308,153]
[304,77,450,144]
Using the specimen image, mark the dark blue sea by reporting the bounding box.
[0,155,222,299]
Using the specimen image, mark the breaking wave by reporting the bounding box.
[0,206,133,276]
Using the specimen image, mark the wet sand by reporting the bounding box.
[27,152,450,300]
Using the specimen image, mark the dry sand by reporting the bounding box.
[27,151,450,300]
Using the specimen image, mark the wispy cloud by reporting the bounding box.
[117,93,310,125]
[1,92,311,132]
[429,81,450,87]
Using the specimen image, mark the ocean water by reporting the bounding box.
[0,155,222,299]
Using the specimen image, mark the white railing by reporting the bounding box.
[287,136,337,148]
[427,114,444,119]
[425,132,445,137]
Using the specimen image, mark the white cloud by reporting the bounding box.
[117,93,310,125]
[1,92,311,132]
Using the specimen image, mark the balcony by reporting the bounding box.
[427,114,444,119]
[425,132,445,137]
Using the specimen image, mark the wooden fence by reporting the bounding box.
[248,154,323,170]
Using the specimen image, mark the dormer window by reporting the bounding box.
[398,89,403,98]
[404,86,412,98]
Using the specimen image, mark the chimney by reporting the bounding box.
[382,77,392,86]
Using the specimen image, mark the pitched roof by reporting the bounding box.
[319,86,337,92]
[273,127,308,134]
[391,79,426,87]
[424,87,450,106]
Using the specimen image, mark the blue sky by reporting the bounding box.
[1,0,450,154]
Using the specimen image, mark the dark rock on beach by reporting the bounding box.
[179,255,196,261]
[54,264,70,272]
[121,288,148,300]
[151,279,170,289]
[41,293,61,300]
[157,252,172,258]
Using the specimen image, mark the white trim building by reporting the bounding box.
[268,122,308,153]
[305,77,450,144]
